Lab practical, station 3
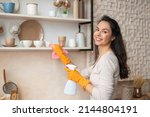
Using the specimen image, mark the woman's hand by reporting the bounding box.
[51,44,71,65]
[65,67,90,90]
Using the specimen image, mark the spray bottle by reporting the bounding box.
[64,64,77,95]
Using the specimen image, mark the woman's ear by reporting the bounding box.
[111,36,116,41]
[111,37,115,41]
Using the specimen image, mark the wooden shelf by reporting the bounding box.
[0,0,93,51]
[0,13,91,23]
[0,46,91,51]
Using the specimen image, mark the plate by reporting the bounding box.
[0,0,20,13]
[18,20,44,41]
[2,44,17,47]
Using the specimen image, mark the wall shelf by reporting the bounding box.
[0,47,91,51]
[0,0,93,51]
[0,13,91,23]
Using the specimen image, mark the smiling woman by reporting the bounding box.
[51,15,129,100]
[94,21,113,47]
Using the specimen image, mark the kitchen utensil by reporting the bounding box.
[33,40,43,48]
[20,40,32,47]
[0,2,15,13]
[0,0,19,13]
[68,38,76,47]
[3,69,18,94]
[10,90,18,100]
[49,9,56,17]
[26,3,38,15]
[76,32,85,47]
[5,38,15,46]
[18,20,44,41]
[58,36,66,47]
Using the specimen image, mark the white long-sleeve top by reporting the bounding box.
[81,51,120,100]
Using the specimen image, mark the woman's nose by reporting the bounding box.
[96,30,101,36]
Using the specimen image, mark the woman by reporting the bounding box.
[52,15,129,100]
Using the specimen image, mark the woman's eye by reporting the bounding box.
[102,30,107,33]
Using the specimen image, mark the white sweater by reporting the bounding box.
[81,51,120,100]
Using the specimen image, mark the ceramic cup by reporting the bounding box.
[33,40,43,47]
[64,80,76,95]
[0,2,15,13]
[49,9,56,17]
[68,38,76,47]
[58,36,66,47]
[5,38,15,46]
[20,40,32,47]
[26,3,38,15]
[76,32,85,47]
[44,41,51,47]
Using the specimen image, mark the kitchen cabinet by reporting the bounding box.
[0,0,93,51]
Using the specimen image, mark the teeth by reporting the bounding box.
[97,38,102,41]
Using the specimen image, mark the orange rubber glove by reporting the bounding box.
[65,67,90,90]
[51,44,71,65]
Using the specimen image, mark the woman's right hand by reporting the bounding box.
[65,67,90,90]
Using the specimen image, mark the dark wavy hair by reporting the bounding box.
[95,15,129,79]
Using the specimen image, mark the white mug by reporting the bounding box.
[49,9,56,17]
[20,40,32,47]
[76,32,85,47]
[26,3,38,15]
[33,40,43,48]
[44,41,51,47]
[68,39,76,47]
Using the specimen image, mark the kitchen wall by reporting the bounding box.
[0,51,89,99]
[0,0,150,99]
[0,0,90,99]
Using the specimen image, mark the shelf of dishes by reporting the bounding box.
[0,47,91,51]
[0,13,91,23]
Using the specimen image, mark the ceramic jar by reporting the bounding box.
[26,3,38,15]
[76,32,85,47]
[68,38,76,47]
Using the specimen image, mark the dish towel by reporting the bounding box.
[50,44,68,59]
